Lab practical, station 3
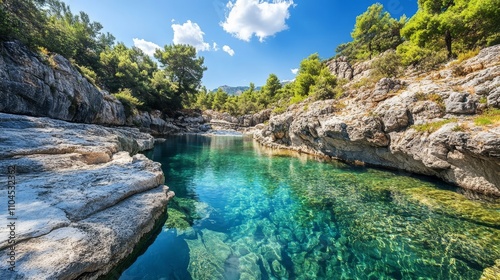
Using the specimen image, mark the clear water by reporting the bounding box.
[119,135,500,280]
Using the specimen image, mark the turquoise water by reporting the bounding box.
[118,135,500,280]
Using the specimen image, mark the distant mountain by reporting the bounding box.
[213,81,292,96]
[213,85,261,96]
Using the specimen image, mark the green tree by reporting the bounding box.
[341,3,405,60]
[294,53,322,97]
[149,69,179,111]
[311,68,337,100]
[260,73,282,104]
[1,0,51,48]
[154,44,207,103]
[212,88,228,111]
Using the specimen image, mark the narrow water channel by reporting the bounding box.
[119,135,500,280]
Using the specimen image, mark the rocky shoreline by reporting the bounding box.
[251,45,500,199]
[0,113,174,279]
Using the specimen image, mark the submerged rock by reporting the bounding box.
[0,113,174,279]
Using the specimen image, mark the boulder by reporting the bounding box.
[371,78,406,102]
[326,56,354,80]
[445,92,476,114]
[487,88,500,108]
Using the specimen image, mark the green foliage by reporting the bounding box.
[294,53,322,97]
[289,94,307,105]
[75,64,98,86]
[260,74,282,106]
[396,41,448,69]
[338,4,405,60]
[311,68,338,100]
[154,44,206,96]
[372,50,403,77]
[1,0,207,114]
[402,0,500,60]
[113,88,143,117]
[272,106,286,115]
[212,88,228,111]
[113,88,143,107]
[456,48,480,63]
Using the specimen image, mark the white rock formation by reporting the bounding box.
[0,113,174,279]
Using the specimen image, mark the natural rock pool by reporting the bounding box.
[118,135,500,279]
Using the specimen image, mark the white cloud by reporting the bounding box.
[291,68,299,75]
[171,20,210,51]
[133,38,161,56]
[221,0,294,42]
[222,45,235,56]
[213,42,219,51]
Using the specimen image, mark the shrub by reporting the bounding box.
[452,123,468,132]
[418,51,448,72]
[113,88,143,117]
[272,106,286,115]
[372,50,403,77]
[289,94,307,105]
[456,48,480,63]
[75,64,98,86]
[396,42,448,71]
[474,108,500,126]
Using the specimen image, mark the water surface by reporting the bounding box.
[119,135,500,280]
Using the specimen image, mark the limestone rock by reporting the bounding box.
[371,78,405,102]
[487,88,500,108]
[0,113,174,279]
[326,56,354,80]
[0,41,126,125]
[445,92,476,114]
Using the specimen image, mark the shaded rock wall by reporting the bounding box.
[0,41,126,125]
[255,45,500,197]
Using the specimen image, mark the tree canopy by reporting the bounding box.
[401,0,500,59]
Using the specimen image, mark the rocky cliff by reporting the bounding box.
[0,113,174,279]
[255,45,500,198]
[0,41,127,125]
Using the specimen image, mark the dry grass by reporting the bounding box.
[474,108,500,126]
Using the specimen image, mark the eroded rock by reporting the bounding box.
[0,113,174,279]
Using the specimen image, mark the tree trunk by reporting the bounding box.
[445,30,452,58]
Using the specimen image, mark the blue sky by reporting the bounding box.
[64,0,417,90]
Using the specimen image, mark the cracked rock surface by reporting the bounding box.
[0,113,174,279]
